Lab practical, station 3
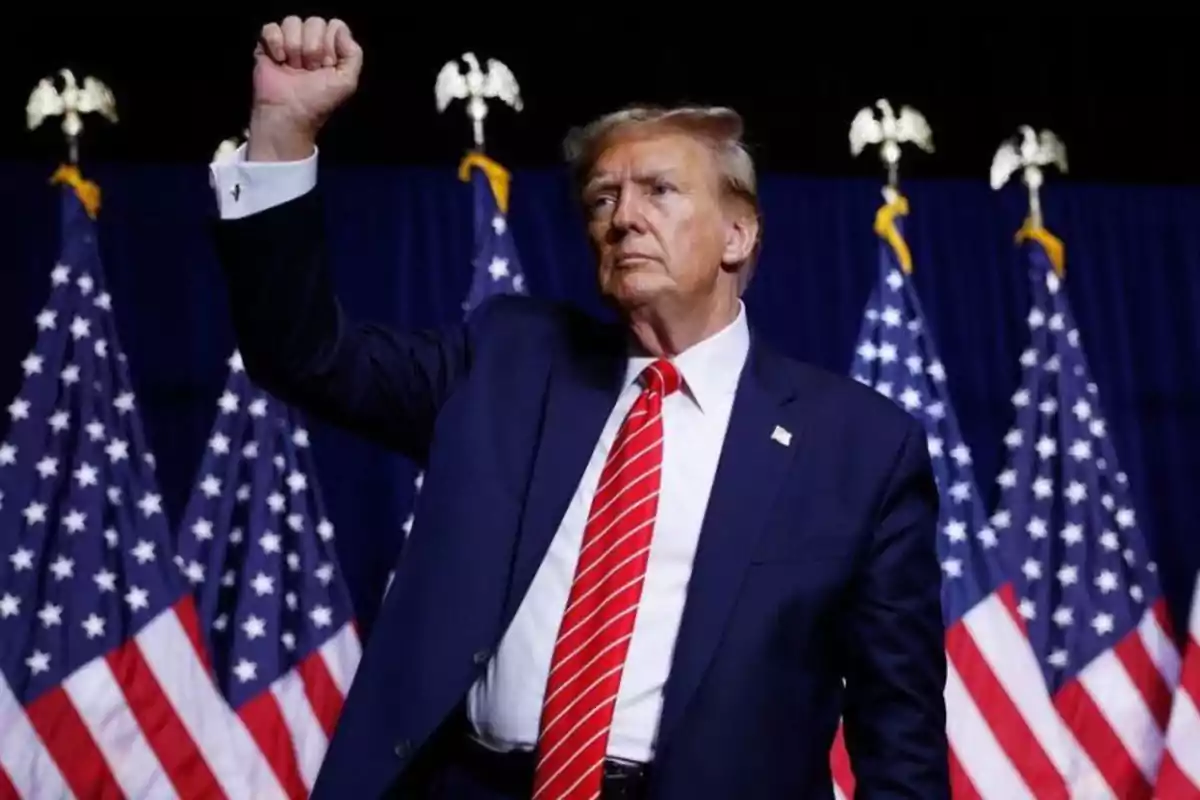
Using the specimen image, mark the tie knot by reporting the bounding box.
[641,359,681,396]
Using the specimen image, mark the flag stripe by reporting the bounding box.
[947,610,1067,794]
[296,644,343,739]
[0,675,73,800]
[270,668,328,792]
[25,682,123,799]
[239,690,309,799]
[135,600,288,800]
[944,659,1034,799]
[66,649,181,799]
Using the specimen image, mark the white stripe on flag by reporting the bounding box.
[135,605,288,800]
[62,655,178,799]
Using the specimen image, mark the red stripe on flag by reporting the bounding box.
[0,764,19,800]
[297,648,345,739]
[1112,624,1172,730]
[238,689,309,799]
[1155,751,1200,799]
[107,632,225,799]
[173,595,214,676]
[829,723,854,797]
[946,621,1068,795]
[1055,678,1151,799]
[24,684,123,799]
[948,747,982,800]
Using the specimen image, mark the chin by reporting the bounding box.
[606,276,672,309]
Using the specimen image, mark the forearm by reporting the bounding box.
[207,148,464,460]
[842,422,950,797]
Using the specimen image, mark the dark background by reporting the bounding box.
[3,11,1197,184]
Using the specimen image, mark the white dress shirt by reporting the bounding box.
[208,146,751,762]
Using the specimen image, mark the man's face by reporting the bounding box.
[581,131,740,313]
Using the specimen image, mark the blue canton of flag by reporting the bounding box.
[988,224,1178,797]
[175,350,362,798]
[395,153,530,588]
[849,197,1001,619]
[0,170,266,799]
[459,152,529,315]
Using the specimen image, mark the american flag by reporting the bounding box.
[834,197,1104,799]
[983,225,1179,797]
[0,170,276,798]
[174,349,362,798]
[1156,574,1200,795]
[391,153,528,593]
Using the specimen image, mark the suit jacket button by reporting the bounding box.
[394,740,411,759]
[473,649,491,665]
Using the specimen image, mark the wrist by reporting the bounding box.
[246,107,319,162]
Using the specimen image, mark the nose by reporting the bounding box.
[609,191,645,236]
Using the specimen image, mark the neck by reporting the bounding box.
[624,290,740,357]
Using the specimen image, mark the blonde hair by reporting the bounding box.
[562,104,763,293]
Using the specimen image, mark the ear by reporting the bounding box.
[720,203,759,268]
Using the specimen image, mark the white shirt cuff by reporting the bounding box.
[208,142,318,220]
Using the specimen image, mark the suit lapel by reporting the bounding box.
[654,337,802,750]
[504,322,626,622]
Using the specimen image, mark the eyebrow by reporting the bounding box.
[584,169,678,195]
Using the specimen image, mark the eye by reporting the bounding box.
[650,181,674,195]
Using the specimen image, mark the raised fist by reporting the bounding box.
[247,16,362,161]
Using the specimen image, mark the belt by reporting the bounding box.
[453,720,650,798]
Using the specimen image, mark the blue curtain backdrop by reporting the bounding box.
[1,159,1197,637]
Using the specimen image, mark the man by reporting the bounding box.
[209,15,949,799]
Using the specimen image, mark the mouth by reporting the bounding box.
[614,253,657,267]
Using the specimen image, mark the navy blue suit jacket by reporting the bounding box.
[212,188,949,798]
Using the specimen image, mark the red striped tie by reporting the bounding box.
[532,358,681,799]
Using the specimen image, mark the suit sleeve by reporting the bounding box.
[841,418,950,798]
[209,178,477,465]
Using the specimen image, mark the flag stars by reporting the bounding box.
[69,316,91,340]
[74,462,99,488]
[242,615,267,639]
[114,392,135,414]
[0,443,15,466]
[1091,613,1115,636]
[38,603,63,627]
[200,474,222,497]
[49,410,70,433]
[233,659,257,683]
[82,614,106,638]
[218,391,239,414]
[22,354,43,375]
[48,555,74,580]
[309,606,333,628]
[122,585,150,612]
[0,594,20,618]
[131,540,156,564]
[9,546,34,571]
[488,256,510,280]
[9,398,30,421]
[250,572,274,596]
[62,509,86,533]
[137,492,163,517]
[94,569,117,592]
[26,651,50,675]
[286,471,307,493]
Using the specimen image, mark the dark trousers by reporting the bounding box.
[387,706,649,799]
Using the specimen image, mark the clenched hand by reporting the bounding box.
[247,16,363,162]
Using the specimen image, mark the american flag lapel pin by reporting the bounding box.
[771,425,792,447]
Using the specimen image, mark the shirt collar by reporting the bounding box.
[623,301,750,413]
